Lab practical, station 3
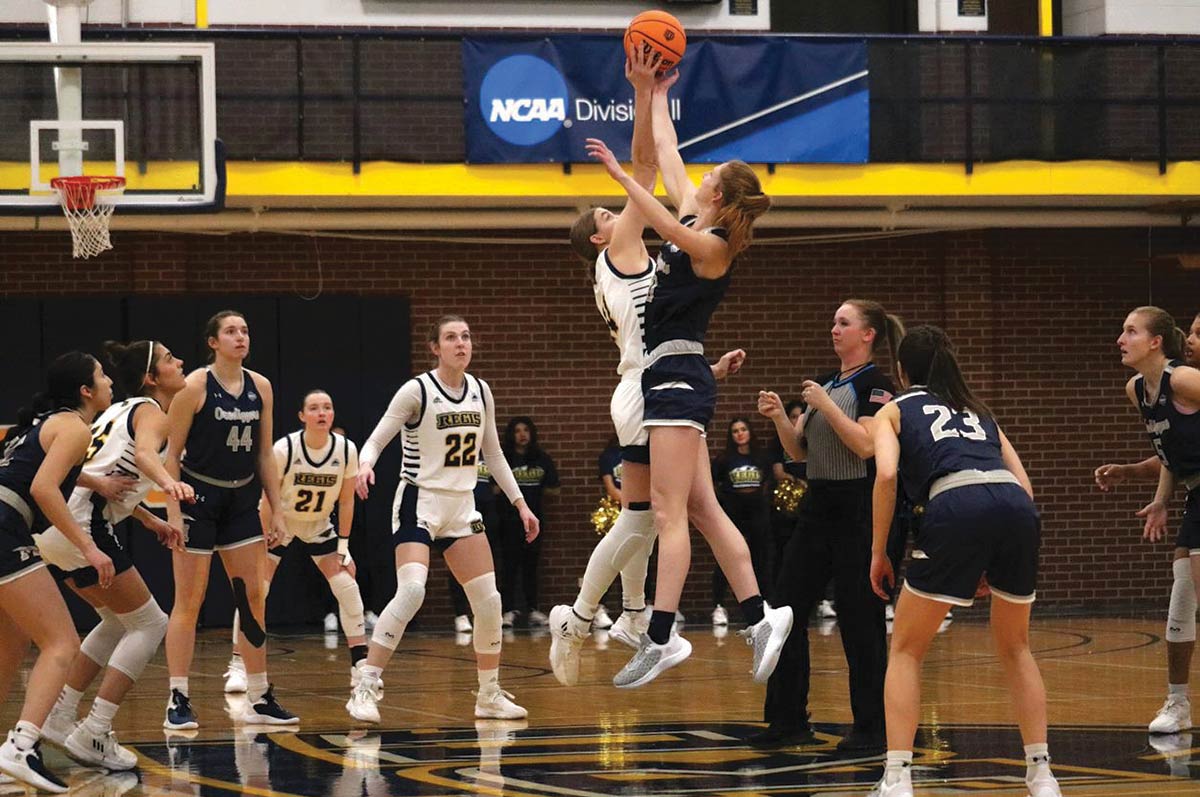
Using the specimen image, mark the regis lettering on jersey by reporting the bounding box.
[436,412,482,430]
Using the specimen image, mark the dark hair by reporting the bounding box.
[712,161,771,258]
[897,325,991,419]
[299,388,333,411]
[844,299,906,369]
[724,415,757,454]
[102,340,157,399]
[569,207,602,264]
[203,310,246,364]
[502,416,541,459]
[1133,306,1185,361]
[428,315,468,345]
[784,399,805,418]
[13,351,100,431]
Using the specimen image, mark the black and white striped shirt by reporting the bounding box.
[802,365,895,481]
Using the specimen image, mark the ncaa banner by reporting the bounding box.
[463,35,868,164]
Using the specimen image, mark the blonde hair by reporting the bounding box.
[712,161,770,257]
[1133,306,1185,360]
[845,298,906,370]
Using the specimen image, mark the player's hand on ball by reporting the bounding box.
[625,44,659,92]
[654,69,679,93]
[585,139,626,183]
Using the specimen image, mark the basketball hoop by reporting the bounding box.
[50,175,124,259]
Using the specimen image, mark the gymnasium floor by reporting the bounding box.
[3,615,1196,796]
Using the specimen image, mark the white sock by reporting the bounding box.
[229,652,244,670]
[477,668,499,691]
[84,698,120,733]
[1025,742,1051,778]
[883,750,912,783]
[169,677,189,697]
[57,685,84,715]
[359,663,383,682]
[1169,682,1189,698]
[573,508,653,620]
[12,722,40,751]
[247,672,268,703]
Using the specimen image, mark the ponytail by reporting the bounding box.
[845,299,906,372]
[713,161,770,258]
[897,325,992,419]
[101,339,157,400]
[13,351,99,434]
[1133,306,1185,361]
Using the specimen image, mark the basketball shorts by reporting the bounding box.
[1177,488,1200,554]
[611,374,650,464]
[181,473,263,554]
[642,352,717,433]
[268,516,337,559]
[0,507,45,587]
[904,482,1040,607]
[36,497,134,588]
[392,482,483,553]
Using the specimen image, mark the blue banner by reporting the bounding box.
[463,36,868,164]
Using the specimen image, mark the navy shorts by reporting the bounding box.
[642,353,717,433]
[1177,488,1200,554]
[181,474,263,554]
[0,510,45,587]
[904,482,1040,607]
[269,534,338,559]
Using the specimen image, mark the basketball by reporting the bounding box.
[624,10,687,74]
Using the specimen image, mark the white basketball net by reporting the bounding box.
[51,176,124,259]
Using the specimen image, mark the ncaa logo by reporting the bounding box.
[480,55,568,146]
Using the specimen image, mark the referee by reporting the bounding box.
[754,299,904,753]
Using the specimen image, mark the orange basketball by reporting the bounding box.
[624,10,687,74]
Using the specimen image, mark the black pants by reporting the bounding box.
[713,494,772,607]
[764,479,886,734]
[448,500,501,617]
[767,508,798,605]
[499,504,543,613]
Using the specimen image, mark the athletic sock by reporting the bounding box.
[58,685,84,715]
[169,677,189,697]
[83,698,120,733]
[739,595,765,626]
[477,668,499,691]
[12,722,40,751]
[1169,682,1189,698]
[247,672,268,704]
[647,610,674,644]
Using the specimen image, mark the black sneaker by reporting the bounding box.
[835,728,885,755]
[243,686,300,725]
[747,724,816,748]
[163,689,199,730]
[0,733,68,794]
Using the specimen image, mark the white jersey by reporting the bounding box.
[67,397,162,525]
[594,249,654,378]
[401,371,488,493]
[277,431,358,524]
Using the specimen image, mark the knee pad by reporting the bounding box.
[1167,557,1197,643]
[328,570,365,639]
[464,572,502,656]
[372,562,427,651]
[610,509,656,571]
[80,608,124,667]
[231,577,267,649]
[108,599,168,680]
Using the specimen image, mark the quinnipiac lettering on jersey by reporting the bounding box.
[1134,363,1200,480]
[183,369,263,482]
[894,388,1005,504]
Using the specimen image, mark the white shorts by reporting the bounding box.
[392,482,483,544]
[33,525,90,572]
[610,375,648,448]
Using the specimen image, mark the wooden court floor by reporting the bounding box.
[2,614,1197,796]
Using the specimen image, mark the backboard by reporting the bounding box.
[0,42,221,212]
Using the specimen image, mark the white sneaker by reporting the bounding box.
[0,732,67,794]
[591,606,614,630]
[346,678,382,724]
[475,685,527,720]
[1026,767,1062,797]
[1150,695,1192,733]
[502,611,516,628]
[609,608,649,649]
[364,611,379,630]
[223,660,247,694]
[454,614,473,633]
[65,723,138,771]
[41,701,76,747]
[350,664,385,693]
[885,603,895,621]
[613,633,692,688]
[867,766,913,797]
[324,612,338,632]
[817,599,837,619]
[548,605,589,686]
[744,604,794,683]
[527,609,549,627]
[712,605,729,626]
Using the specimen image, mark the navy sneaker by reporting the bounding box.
[163,689,199,731]
[0,732,68,794]
[242,686,299,726]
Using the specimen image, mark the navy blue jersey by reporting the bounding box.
[894,388,1005,504]
[598,445,623,490]
[182,369,263,482]
[1135,362,1200,480]
[0,412,83,532]
[643,216,732,351]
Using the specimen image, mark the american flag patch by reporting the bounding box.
[869,388,893,404]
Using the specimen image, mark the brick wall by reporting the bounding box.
[2,226,1198,619]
